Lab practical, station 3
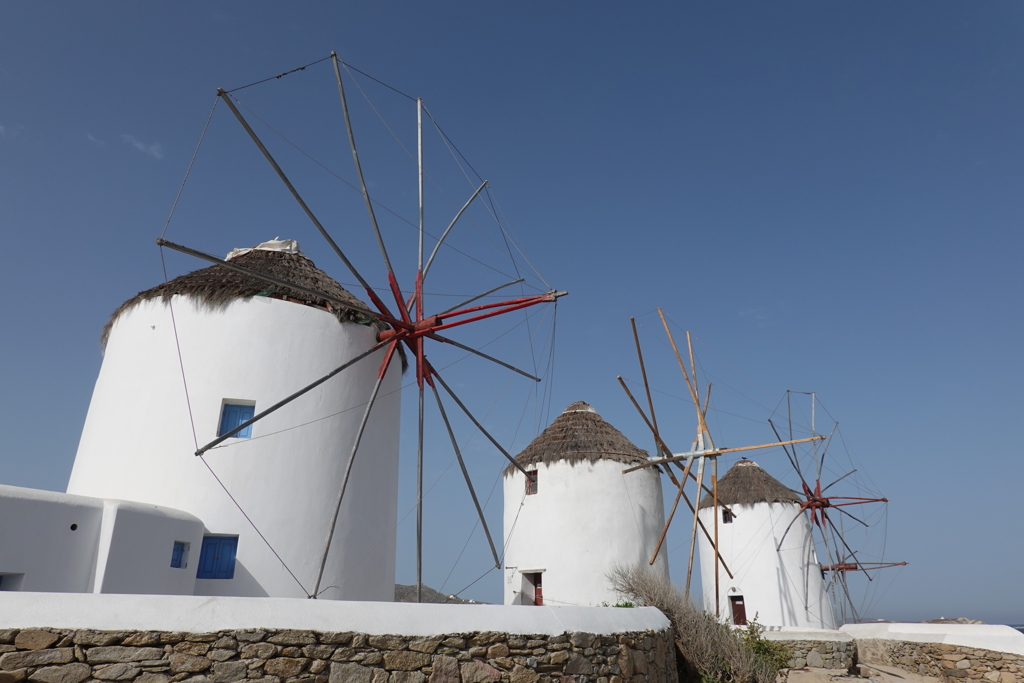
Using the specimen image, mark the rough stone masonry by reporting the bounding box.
[0,627,677,683]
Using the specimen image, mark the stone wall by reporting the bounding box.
[0,628,676,683]
[855,639,1024,683]
[777,640,853,671]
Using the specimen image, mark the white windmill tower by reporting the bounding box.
[695,460,836,629]
[502,401,669,607]
[68,239,403,601]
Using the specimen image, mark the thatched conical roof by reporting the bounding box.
[504,401,649,475]
[102,240,382,347]
[698,459,801,508]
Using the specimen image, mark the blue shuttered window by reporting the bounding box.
[170,541,186,568]
[219,403,255,439]
[196,536,238,579]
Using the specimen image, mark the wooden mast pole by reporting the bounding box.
[713,457,720,618]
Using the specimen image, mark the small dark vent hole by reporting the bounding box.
[70,524,78,531]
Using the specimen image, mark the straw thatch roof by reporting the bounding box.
[697,459,801,508]
[503,401,649,476]
[101,247,383,348]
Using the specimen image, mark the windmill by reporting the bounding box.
[615,308,823,619]
[767,391,906,624]
[153,53,565,601]
[616,309,901,626]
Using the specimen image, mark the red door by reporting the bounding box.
[730,595,747,625]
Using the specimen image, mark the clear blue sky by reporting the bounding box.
[2,2,1022,623]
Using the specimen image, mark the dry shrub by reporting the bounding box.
[608,564,776,683]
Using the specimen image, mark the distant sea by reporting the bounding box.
[1011,625,1024,634]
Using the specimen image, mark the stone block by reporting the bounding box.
[371,669,388,683]
[176,643,212,656]
[303,647,336,661]
[460,661,501,683]
[0,633,17,646]
[282,649,303,658]
[564,654,594,676]
[408,640,442,656]
[168,654,213,673]
[124,633,163,647]
[427,656,458,683]
[15,632,60,651]
[389,673,425,683]
[549,653,568,666]
[617,651,633,679]
[27,664,91,683]
[368,638,406,652]
[319,635,353,647]
[361,654,382,668]
[236,633,267,644]
[998,674,1014,683]
[137,674,171,683]
[310,661,328,675]
[569,634,595,651]
[630,650,647,676]
[242,645,278,660]
[264,659,309,678]
[806,651,823,668]
[185,634,219,643]
[214,638,239,651]
[485,644,508,660]
[2,649,75,670]
[94,664,141,680]
[492,658,513,670]
[509,666,539,683]
[330,663,372,683]
[383,653,430,672]
[0,671,26,683]
[269,634,317,647]
[440,640,464,650]
[984,673,1001,682]
[957,661,972,670]
[210,650,238,662]
[89,647,166,663]
[72,632,121,647]
[211,662,250,683]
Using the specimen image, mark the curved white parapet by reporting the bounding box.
[68,296,402,601]
[503,459,668,607]
[761,627,853,643]
[0,592,669,636]
[841,622,1024,657]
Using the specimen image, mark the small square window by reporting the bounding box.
[219,402,256,439]
[525,470,538,495]
[723,509,733,524]
[196,535,238,579]
[170,541,188,568]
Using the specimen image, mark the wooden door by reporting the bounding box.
[729,595,747,625]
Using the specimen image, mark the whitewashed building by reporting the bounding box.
[502,401,669,607]
[2,239,402,600]
[696,460,836,629]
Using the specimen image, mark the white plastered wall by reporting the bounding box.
[0,484,203,595]
[502,459,668,607]
[697,501,836,629]
[68,295,402,601]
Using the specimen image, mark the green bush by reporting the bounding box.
[742,617,792,673]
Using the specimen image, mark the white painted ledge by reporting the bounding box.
[841,623,1024,657]
[0,592,669,637]
[762,627,853,642]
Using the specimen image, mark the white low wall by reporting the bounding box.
[842,622,1024,658]
[0,591,670,636]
